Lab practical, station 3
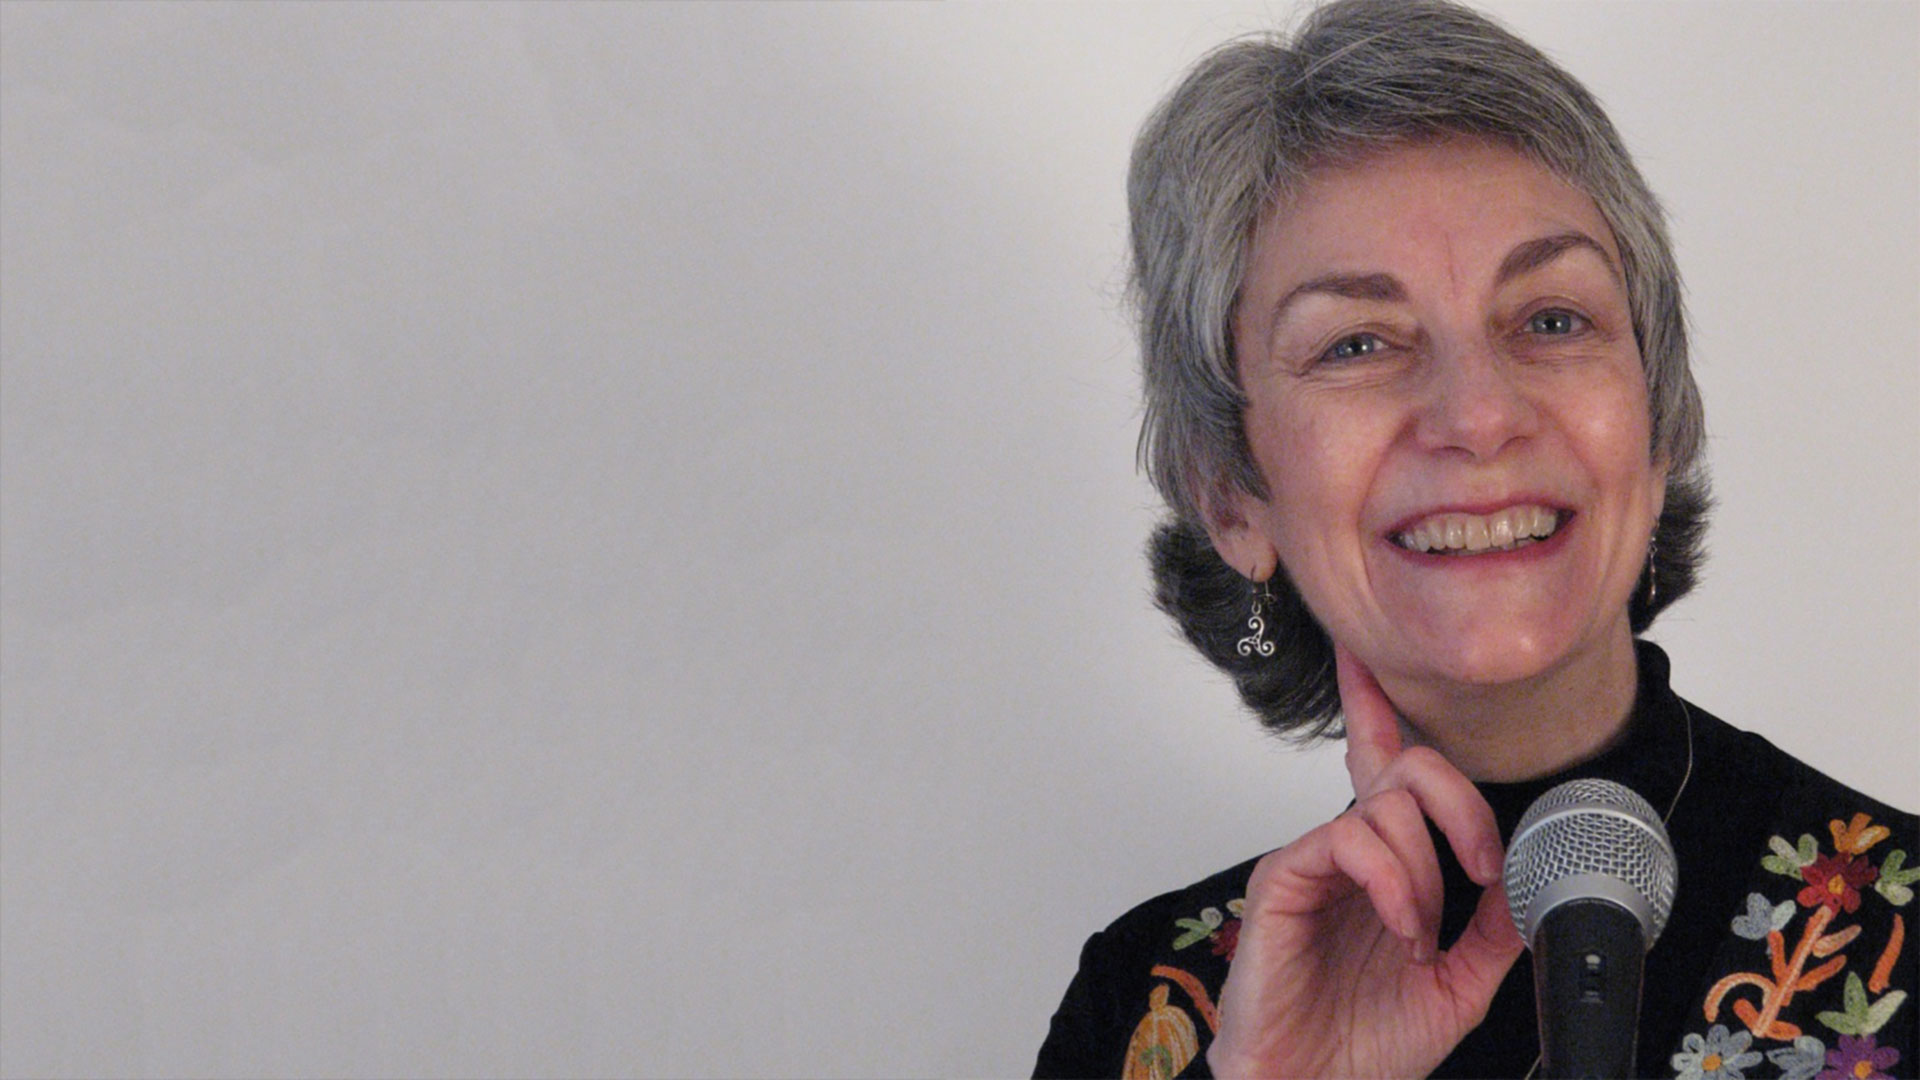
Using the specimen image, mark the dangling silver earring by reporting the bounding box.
[1236,578,1277,658]
[1643,536,1660,610]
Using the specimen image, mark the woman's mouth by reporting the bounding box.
[1391,505,1563,555]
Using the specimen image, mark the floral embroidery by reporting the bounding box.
[1873,850,1918,907]
[1173,898,1244,961]
[1124,983,1198,1080]
[1818,1034,1900,1080]
[1674,1024,1764,1080]
[1733,893,1799,941]
[1869,915,1904,994]
[1209,917,1240,958]
[1148,964,1219,1035]
[1799,854,1879,915]
[1766,1035,1828,1080]
[1765,835,1821,877]
[1706,813,1908,1045]
[1705,902,1853,1040]
[1171,908,1220,949]
[1815,972,1908,1038]
[1832,815,1893,857]
[1123,900,1245,1076]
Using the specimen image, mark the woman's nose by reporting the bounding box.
[1413,341,1540,460]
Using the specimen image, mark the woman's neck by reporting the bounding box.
[1384,631,1642,783]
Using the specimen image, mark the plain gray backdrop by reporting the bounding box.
[2,2,1915,1077]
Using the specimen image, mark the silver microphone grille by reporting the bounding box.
[1503,778,1678,949]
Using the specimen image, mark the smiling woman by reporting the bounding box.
[1215,138,1667,781]
[1034,2,1916,1078]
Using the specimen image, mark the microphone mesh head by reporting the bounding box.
[1503,778,1677,945]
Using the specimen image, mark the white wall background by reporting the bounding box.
[1,2,1913,1077]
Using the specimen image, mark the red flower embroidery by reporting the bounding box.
[1798,853,1879,914]
[1209,918,1241,960]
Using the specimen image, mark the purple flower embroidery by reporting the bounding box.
[1819,1034,1900,1080]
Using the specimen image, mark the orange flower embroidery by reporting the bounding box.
[1831,813,1892,857]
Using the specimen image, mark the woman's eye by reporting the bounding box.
[1526,309,1586,336]
[1322,332,1384,363]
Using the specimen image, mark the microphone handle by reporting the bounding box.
[1532,898,1647,1079]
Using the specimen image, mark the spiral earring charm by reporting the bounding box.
[1236,579,1277,658]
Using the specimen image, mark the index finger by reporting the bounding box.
[1337,643,1403,797]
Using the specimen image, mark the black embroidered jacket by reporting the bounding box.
[1035,644,1918,1079]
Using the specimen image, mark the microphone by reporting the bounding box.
[1503,779,1678,1079]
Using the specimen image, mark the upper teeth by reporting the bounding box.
[1395,506,1560,554]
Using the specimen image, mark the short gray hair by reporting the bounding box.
[1132,0,1711,738]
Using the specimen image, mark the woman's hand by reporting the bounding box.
[1205,647,1526,1079]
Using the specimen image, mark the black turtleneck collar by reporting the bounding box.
[1431,638,1706,1078]
[1476,638,1695,842]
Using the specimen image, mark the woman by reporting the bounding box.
[1035,2,1916,1077]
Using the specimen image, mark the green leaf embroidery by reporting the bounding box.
[1172,908,1223,950]
[1867,991,1908,1034]
[1816,972,1910,1036]
[1875,849,1918,906]
[1172,919,1213,950]
[1763,834,1819,878]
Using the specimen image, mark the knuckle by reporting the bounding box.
[1326,812,1369,845]
[1246,847,1291,894]
[1396,744,1451,777]
[1366,787,1420,821]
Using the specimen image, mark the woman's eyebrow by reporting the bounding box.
[1259,232,1616,346]
[1497,231,1619,285]
[1263,271,1403,345]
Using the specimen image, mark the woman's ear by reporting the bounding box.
[1199,486,1279,583]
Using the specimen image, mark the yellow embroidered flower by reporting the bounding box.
[1831,813,1891,856]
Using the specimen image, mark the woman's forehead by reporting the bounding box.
[1244,136,1620,294]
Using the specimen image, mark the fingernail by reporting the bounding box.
[1480,844,1506,884]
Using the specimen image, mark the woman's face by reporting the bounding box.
[1213,137,1665,695]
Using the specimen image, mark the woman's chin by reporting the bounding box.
[1370,624,1595,693]
[1354,575,1638,694]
